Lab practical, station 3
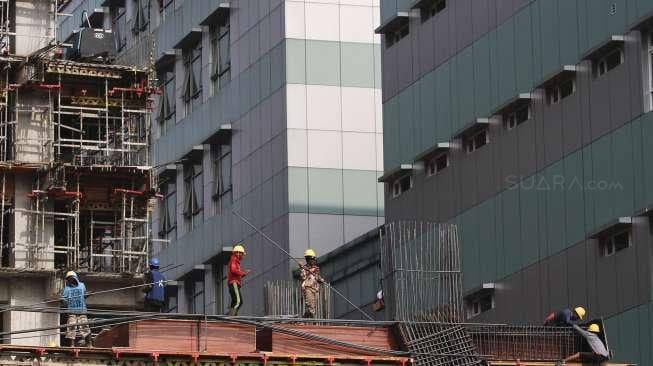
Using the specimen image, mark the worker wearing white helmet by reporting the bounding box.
[227,244,249,316]
[300,249,323,318]
[61,271,91,347]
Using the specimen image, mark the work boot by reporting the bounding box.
[76,338,86,347]
[227,308,236,316]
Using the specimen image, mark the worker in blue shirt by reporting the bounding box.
[143,258,166,312]
[61,271,91,347]
[544,306,586,326]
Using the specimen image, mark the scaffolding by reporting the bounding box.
[0,0,156,275]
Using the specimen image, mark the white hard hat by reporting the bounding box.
[65,271,77,278]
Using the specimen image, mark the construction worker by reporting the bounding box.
[61,271,91,347]
[568,323,609,361]
[143,258,166,312]
[543,306,586,326]
[300,249,323,318]
[227,244,249,316]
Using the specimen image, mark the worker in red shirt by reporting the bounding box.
[227,244,249,316]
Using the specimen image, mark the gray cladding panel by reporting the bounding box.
[459,152,477,212]
[500,126,519,189]
[595,242,619,316]
[542,101,563,167]
[516,117,537,179]
[546,253,568,313]
[472,0,490,40]
[561,90,582,155]
[608,63,631,131]
[434,11,451,67]
[589,74,612,140]
[522,264,542,322]
[396,38,414,91]
[453,0,473,51]
[626,31,644,119]
[566,243,588,309]
[419,18,436,77]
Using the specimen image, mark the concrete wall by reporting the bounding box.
[14,0,52,57]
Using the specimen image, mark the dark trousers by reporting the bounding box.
[144,300,164,313]
[228,283,242,315]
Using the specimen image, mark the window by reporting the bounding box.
[111,6,127,52]
[465,129,488,153]
[210,17,231,95]
[158,178,177,240]
[183,161,203,230]
[392,175,413,198]
[546,78,575,105]
[504,104,531,130]
[385,22,409,49]
[601,229,631,257]
[158,0,173,22]
[426,153,449,177]
[594,48,623,78]
[646,31,653,111]
[157,69,175,135]
[183,42,202,114]
[132,0,150,34]
[212,142,232,215]
[420,0,446,23]
[465,292,493,318]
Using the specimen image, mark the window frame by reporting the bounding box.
[391,175,413,198]
[212,142,232,215]
[601,228,631,257]
[426,152,449,177]
[385,22,409,49]
[158,178,177,240]
[111,6,127,52]
[183,42,202,113]
[132,0,150,34]
[210,18,231,95]
[420,0,446,23]
[157,69,176,134]
[594,47,624,79]
[465,128,489,154]
[546,78,576,105]
[504,104,531,131]
[183,161,203,230]
[465,292,494,319]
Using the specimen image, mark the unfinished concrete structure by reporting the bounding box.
[0,0,155,346]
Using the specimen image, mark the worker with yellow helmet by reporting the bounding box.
[544,306,587,326]
[227,244,249,316]
[300,248,323,318]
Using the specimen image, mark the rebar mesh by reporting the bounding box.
[264,280,331,319]
[380,221,481,366]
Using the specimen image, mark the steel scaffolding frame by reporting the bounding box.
[264,280,332,319]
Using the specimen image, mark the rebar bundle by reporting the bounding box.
[380,221,482,366]
[264,280,331,319]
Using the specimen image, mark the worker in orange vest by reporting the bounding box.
[227,244,249,316]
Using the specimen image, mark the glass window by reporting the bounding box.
[111,7,127,51]
[183,42,202,114]
[183,162,203,230]
[132,0,150,34]
[392,175,413,198]
[420,0,446,23]
[212,143,232,215]
[602,229,631,256]
[595,48,623,78]
[211,18,231,95]
[546,78,575,105]
[158,0,173,22]
[157,69,175,135]
[466,129,489,153]
[504,104,531,130]
[158,179,176,240]
[426,153,448,177]
[385,22,409,49]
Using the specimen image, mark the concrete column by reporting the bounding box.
[176,280,188,314]
[13,173,54,269]
[7,278,58,346]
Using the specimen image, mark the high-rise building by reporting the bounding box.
[58,0,384,316]
[376,0,653,363]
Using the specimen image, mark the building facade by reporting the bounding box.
[377,0,653,364]
[58,0,384,316]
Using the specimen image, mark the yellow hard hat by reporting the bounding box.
[588,323,600,333]
[65,271,77,278]
[232,244,246,254]
[574,306,586,320]
[304,249,316,258]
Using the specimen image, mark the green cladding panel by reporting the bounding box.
[631,117,645,206]
[383,99,400,169]
[563,150,586,247]
[543,161,566,257]
[478,199,498,282]
[308,168,343,215]
[306,40,340,86]
[459,209,480,291]
[519,176,539,267]
[435,62,452,142]
[341,42,376,88]
[495,18,516,106]
[557,0,580,66]
[591,134,614,228]
[501,187,521,276]
[457,46,476,128]
[641,113,653,207]
[539,0,560,78]
[513,7,534,93]
[419,71,437,149]
[398,85,415,163]
[473,35,492,117]
[611,124,634,218]
[343,170,379,216]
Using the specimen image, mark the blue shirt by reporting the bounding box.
[62,279,87,312]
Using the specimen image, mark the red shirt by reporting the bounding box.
[228,254,247,285]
